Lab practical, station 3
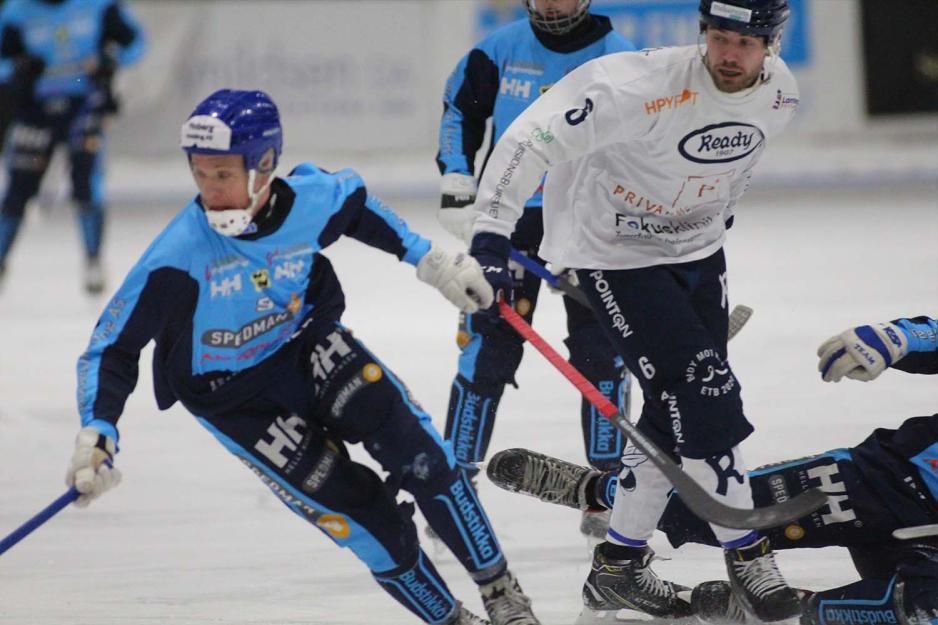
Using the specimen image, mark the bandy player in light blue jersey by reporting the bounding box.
[64,89,543,625]
[435,0,637,543]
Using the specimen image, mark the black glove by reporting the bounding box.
[469,232,513,314]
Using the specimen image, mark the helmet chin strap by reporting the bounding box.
[204,168,272,237]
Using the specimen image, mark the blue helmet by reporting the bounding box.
[180,89,282,174]
[699,0,790,41]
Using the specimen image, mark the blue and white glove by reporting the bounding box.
[817,322,909,382]
[438,173,477,243]
[65,425,121,507]
[469,232,513,313]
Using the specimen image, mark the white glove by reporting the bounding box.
[417,244,493,314]
[438,173,478,243]
[817,322,909,382]
[65,426,121,508]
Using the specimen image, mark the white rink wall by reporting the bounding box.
[86,0,936,206]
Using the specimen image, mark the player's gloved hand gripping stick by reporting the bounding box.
[496,299,828,530]
[1,426,120,556]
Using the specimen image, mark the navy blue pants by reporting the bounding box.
[445,207,628,472]
[0,95,105,265]
[197,324,505,624]
[576,249,753,459]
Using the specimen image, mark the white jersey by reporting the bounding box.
[471,45,799,269]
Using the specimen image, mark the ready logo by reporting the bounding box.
[645,89,698,115]
[772,89,800,110]
[678,122,764,164]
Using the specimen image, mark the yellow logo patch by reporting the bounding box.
[784,524,805,541]
[316,514,350,539]
[362,363,383,383]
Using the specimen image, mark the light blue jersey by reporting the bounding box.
[437,15,635,208]
[0,0,144,98]
[77,165,430,433]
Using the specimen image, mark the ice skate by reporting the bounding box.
[84,258,105,295]
[444,602,491,625]
[725,536,801,622]
[486,447,599,509]
[480,569,540,625]
[580,543,693,621]
[691,580,750,624]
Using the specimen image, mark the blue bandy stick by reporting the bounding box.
[0,487,79,556]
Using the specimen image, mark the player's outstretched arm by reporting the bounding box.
[817,316,937,382]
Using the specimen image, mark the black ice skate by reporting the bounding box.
[486,447,599,509]
[444,602,491,625]
[480,569,541,625]
[581,543,693,619]
[725,536,801,622]
[691,580,750,624]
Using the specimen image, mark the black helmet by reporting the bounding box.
[699,0,789,41]
[524,0,591,36]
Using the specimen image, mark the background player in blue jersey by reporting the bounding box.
[435,0,636,542]
[0,0,144,294]
[486,315,938,625]
[62,89,544,625]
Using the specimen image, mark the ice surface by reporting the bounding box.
[0,184,935,624]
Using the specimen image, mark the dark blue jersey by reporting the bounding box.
[76,165,430,440]
[436,15,635,208]
[0,0,144,99]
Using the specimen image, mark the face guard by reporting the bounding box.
[524,0,591,36]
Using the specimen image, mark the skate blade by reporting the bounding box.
[574,608,698,625]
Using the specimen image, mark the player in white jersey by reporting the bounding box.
[465,0,802,622]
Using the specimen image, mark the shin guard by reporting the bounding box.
[374,549,458,624]
[444,375,504,468]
